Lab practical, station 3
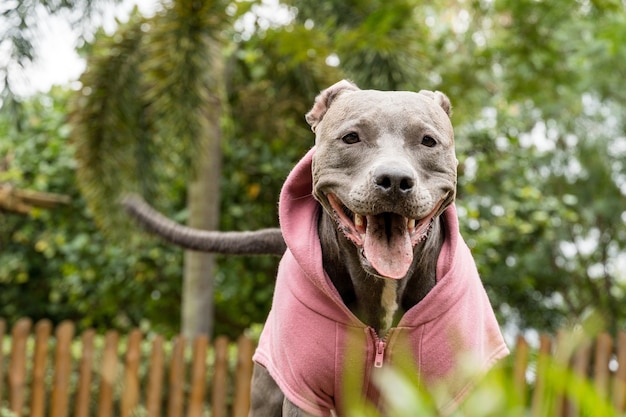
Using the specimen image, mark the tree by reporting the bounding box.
[220,0,626,332]
[71,1,229,338]
[0,87,184,334]
[3,0,625,337]
[70,0,341,337]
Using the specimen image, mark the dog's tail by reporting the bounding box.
[121,194,286,256]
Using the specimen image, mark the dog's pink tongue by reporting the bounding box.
[363,213,413,279]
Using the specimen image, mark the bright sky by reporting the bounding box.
[13,0,294,97]
[13,0,159,96]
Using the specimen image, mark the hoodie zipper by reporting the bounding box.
[374,338,387,368]
[369,328,391,368]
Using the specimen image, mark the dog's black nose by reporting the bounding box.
[373,166,415,194]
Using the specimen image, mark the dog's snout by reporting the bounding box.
[373,165,415,194]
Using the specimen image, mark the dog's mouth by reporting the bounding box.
[327,193,444,280]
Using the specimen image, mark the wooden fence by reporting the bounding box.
[1,317,625,417]
[512,330,626,416]
[0,318,254,417]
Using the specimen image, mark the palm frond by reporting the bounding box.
[70,13,153,234]
[70,0,229,237]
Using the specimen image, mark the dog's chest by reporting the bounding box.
[380,280,399,335]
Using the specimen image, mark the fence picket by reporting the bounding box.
[187,335,209,417]
[146,335,166,417]
[167,336,186,417]
[50,321,76,417]
[9,317,32,417]
[565,338,591,417]
[98,330,119,417]
[31,319,52,417]
[0,318,6,406]
[594,332,613,400]
[232,335,254,417]
[211,336,229,417]
[613,331,626,412]
[513,334,530,405]
[121,329,143,417]
[530,333,552,417]
[75,329,96,417]
[211,336,230,417]
[552,330,568,417]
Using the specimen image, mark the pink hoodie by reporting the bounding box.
[253,148,509,416]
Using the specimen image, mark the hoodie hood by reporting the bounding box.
[254,147,509,416]
[277,147,357,324]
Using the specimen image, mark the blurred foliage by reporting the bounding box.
[350,346,624,417]
[216,16,343,333]
[70,0,233,337]
[347,316,619,416]
[1,0,625,337]
[0,88,183,335]
[447,0,626,333]
[220,0,626,334]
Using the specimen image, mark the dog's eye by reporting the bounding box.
[341,132,360,144]
[421,136,437,147]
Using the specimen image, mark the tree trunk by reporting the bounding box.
[182,93,223,339]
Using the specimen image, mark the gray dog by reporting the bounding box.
[124,80,508,416]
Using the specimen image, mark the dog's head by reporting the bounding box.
[306,80,457,280]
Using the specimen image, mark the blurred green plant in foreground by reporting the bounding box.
[357,358,621,417]
[346,314,624,417]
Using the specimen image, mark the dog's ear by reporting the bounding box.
[305,80,360,132]
[418,90,453,117]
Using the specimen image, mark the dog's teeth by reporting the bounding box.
[355,214,364,228]
[408,218,416,230]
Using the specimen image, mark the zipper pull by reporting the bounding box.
[374,339,386,368]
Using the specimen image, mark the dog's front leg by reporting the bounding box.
[249,363,284,417]
[283,398,318,417]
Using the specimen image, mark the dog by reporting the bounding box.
[124,80,508,416]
